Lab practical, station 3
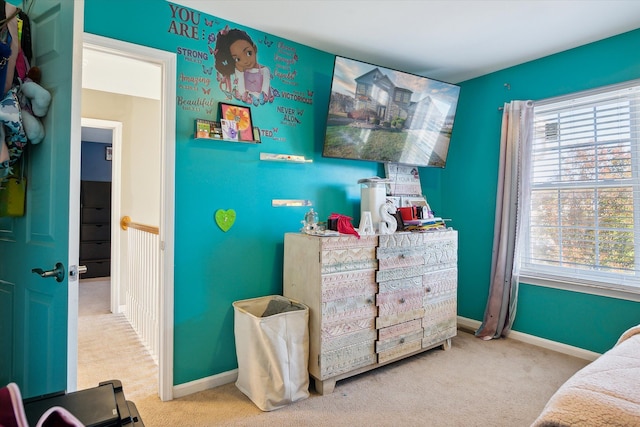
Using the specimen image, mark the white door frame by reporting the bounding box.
[78,33,176,401]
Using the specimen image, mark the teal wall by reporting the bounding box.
[85,0,640,387]
[448,28,640,353]
[85,0,384,385]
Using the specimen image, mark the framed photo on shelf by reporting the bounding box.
[220,119,238,141]
[219,103,254,142]
[194,119,220,139]
[252,127,261,143]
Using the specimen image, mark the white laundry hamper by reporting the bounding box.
[232,295,310,411]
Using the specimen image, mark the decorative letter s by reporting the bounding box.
[379,202,397,235]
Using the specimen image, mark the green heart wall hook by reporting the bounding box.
[215,209,236,232]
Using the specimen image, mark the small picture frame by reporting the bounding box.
[252,126,261,143]
[220,119,238,141]
[105,146,112,161]
[195,119,220,139]
[219,103,254,142]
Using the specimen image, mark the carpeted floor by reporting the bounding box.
[77,278,158,398]
[77,279,590,427]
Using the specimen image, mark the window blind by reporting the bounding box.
[521,82,640,292]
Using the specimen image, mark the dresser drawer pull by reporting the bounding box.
[399,338,405,344]
[425,287,432,293]
[366,298,374,305]
[399,297,405,304]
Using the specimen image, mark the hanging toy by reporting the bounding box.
[20,67,51,117]
[17,66,52,145]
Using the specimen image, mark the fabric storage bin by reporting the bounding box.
[232,295,310,411]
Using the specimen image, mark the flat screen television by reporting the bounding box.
[322,56,461,167]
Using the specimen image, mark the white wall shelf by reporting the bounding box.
[194,136,261,144]
[260,152,312,163]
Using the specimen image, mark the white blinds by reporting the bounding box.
[522,81,640,290]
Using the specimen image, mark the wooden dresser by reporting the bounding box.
[283,230,457,394]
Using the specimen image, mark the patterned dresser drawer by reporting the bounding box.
[422,266,458,348]
[377,318,423,363]
[422,296,457,348]
[283,233,379,391]
[320,235,378,274]
[423,268,457,302]
[320,269,377,376]
[320,331,377,378]
[377,233,427,331]
[378,338,422,364]
[321,270,377,339]
[376,276,424,329]
[377,234,425,363]
[421,231,458,272]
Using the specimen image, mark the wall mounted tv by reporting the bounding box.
[322,56,461,168]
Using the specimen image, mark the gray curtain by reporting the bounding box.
[476,100,533,340]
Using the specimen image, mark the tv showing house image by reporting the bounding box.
[323,56,461,167]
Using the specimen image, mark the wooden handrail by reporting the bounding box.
[120,215,159,235]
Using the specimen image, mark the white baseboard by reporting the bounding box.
[457,316,600,361]
[173,369,238,399]
[171,318,600,399]
[456,316,482,334]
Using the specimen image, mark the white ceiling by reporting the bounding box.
[172,0,640,83]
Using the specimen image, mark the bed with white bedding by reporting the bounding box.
[531,324,640,426]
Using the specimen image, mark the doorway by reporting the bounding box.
[77,34,176,401]
[79,120,120,314]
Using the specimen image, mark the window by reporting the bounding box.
[357,83,370,97]
[521,81,640,296]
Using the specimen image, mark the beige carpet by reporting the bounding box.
[77,278,158,398]
[78,279,589,427]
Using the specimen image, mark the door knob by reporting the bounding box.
[31,262,65,283]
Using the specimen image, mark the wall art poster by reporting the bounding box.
[219,103,254,141]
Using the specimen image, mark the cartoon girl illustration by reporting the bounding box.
[213,26,274,105]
